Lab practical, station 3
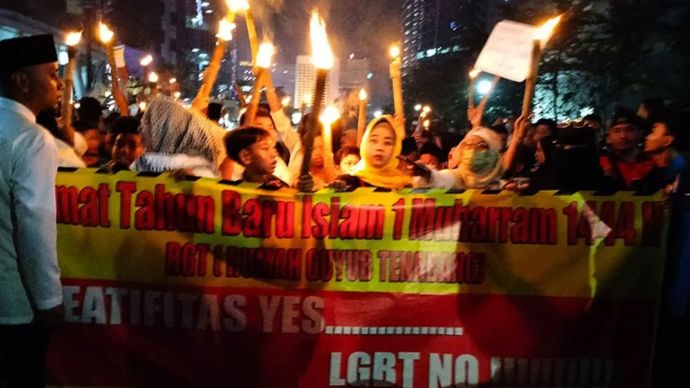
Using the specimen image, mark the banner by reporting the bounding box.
[49,170,668,387]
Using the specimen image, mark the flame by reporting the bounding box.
[389,45,401,59]
[359,88,367,101]
[98,22,114,44]
[256,42,275,69]
[469,68,480,79]
[423,105,432,114]
[226,0,250,13]
[140,55,153,67]
[423,119,431,130]
[216,19,235,42]
[320,105,340,128]
[148,72,159,83]
[65,31,82,47]
[534,15,562,44]
[169,78,177,84]
[309,10,334,70]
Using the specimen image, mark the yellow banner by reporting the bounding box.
[56,170,668,299]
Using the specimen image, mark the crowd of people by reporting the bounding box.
[1,32,690,387]
[44,83,688,199]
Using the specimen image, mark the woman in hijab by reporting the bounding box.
[422,127,505,189]
[134,96,229,177]
[331,115,412,190]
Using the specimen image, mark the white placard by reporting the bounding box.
[474,20,536,83]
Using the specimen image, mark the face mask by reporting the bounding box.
[462,149,498,174]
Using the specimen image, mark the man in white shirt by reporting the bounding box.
[0,34,64,388]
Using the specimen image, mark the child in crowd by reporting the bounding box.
[224,126,287,190]
[335,146,361,175]
[100,117,144,173]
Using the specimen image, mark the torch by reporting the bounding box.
[389,45,405,128]
[62,31,82,133]
[140,54,153,83]
[191,19,235,111]
[357,88,367,146]
[300,10,334,181]
[99,22,129,116]
[245,41,275,124]
[225,0,249,22]
[521,15,562,118]
[224,0,258,64]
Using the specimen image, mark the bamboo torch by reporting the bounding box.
[191,19,235,111]
[357,88,367,146]
[224,0,257,64]
[62,31,82,132]
[521,15,562,118]
[99,22,129,116]
[245,41,275,124]
[225,0,249,22]
[389,45,404,128]
[300,10,334,181]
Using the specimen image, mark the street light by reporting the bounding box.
[476,79,494,95]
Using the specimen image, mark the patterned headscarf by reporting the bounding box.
[140,96,227,166]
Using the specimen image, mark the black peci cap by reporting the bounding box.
[0,34,58,73]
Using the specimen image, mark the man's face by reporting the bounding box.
[112,133,144,166]
[27,62,63,112]
[644,123,672,154]
[245,136,277,176]
[607,123,639,152]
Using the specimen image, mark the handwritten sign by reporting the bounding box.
[474,21,535,82]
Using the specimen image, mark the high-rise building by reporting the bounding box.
[340,58,370,92]
[160,0,236,97]
[402,0,489,74]
[294,55,340,110]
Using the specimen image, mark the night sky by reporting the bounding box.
[238,0,403,100]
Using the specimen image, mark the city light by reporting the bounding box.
[140,55,153,67]
[65,31,82,47]
[476,79,494,95]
